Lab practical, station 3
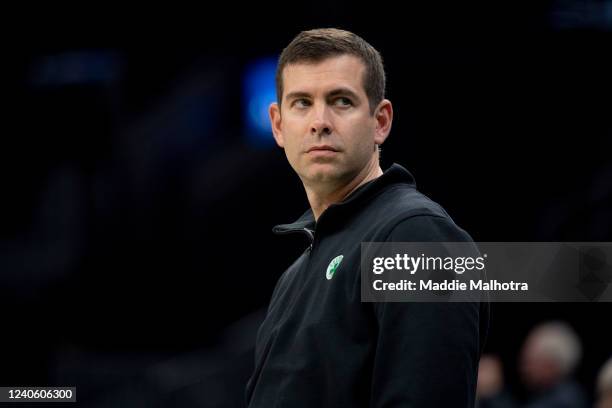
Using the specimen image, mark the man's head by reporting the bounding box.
[275,28,386,116]
[597,358,612,408]
[519,321,582,391]
[270,28,393,192]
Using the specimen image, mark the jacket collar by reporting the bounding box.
[273,163,416,235]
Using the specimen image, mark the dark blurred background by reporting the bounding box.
[2,2,611,407]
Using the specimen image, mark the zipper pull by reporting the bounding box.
[303,228,314,251]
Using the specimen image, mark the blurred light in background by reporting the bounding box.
[242,56,278,147]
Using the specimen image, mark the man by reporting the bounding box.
[476,354,517,408]
[519,321,587,408]
[597,357,612,408]
[246,28,489,407]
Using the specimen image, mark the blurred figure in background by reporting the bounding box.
[519,321,587,408]
[477,354,517,408]
[596,357,612,408]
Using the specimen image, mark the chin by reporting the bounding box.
[303,162,342,183]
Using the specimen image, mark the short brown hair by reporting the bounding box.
[276,28,386,115]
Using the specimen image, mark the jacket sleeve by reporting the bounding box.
[370,214,488,408]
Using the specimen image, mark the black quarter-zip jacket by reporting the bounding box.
[246,163,489,408]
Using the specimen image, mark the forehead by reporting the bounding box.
[282,54,366,97]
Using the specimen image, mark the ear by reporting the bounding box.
[373,99,393,146]
[269,102,284,148]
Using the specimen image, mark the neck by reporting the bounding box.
[304,157,383,221]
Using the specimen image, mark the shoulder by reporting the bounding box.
[370,185,473,242]
[387,214,473,242]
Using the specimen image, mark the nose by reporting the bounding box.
[310,105,333,136]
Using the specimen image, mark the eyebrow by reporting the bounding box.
[285,87,361,103]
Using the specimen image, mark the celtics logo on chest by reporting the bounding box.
[326,255,344,280]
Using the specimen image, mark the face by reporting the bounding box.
[598,392,612,408]
[270,54,392,190]
[520,335,560,390]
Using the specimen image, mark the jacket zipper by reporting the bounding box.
[303,227,315,251]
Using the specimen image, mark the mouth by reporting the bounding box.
[306,145,339,153]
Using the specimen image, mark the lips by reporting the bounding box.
[307,145,339,153]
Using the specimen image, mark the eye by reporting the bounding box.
[293,98,311,108]
[334,97,353,107]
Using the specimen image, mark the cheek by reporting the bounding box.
[278,122,295,149]
[347,122,377,154]
[281,136,302,166]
